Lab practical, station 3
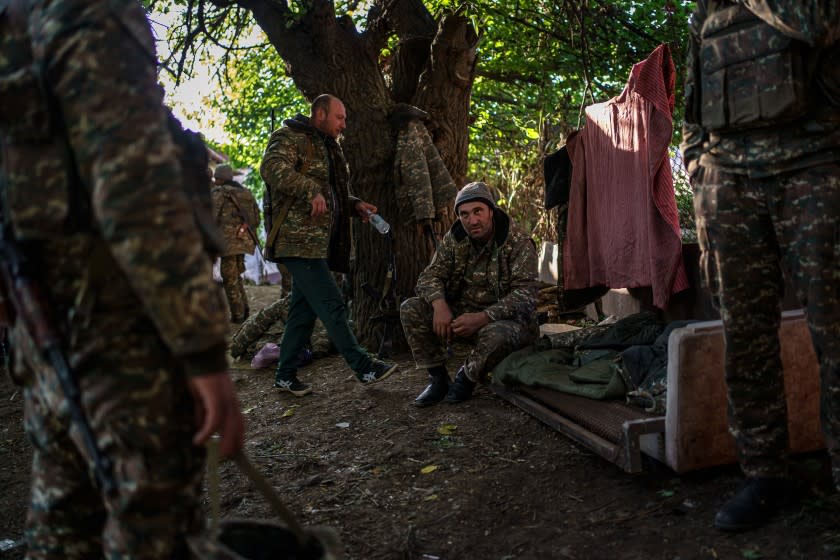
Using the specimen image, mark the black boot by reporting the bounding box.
[445,366,476,404]
[714,477,791,532]
[414,367,450,407]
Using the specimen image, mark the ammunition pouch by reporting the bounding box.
[698,4,814,132]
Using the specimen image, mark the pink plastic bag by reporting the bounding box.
[250,343,280,369]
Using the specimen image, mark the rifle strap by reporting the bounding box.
[223,188,262,249]
[265,135,315,251]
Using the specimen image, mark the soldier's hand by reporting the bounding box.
[354,200,377,221]
[452,311,490,337]
[432,299,453,341]
[311,193,327,218]
[188,372,245,458]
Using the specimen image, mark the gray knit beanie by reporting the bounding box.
[454,181,496,213]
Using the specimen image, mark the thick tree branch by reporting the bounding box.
[387,0,436,103]
[362,1,391,61]
[311,0,339,56]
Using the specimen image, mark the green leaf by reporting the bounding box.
[437,423,457,436]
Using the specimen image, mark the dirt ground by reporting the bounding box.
[2,284,840,559]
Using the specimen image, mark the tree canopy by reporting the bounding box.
[151,0,692,235]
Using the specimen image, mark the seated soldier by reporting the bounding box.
[400,182,540,406]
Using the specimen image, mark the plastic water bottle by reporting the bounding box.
[365,209,391,235]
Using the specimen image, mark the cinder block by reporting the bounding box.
[599,288,643,318]
[655,309,822,472]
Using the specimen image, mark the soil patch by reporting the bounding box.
[1,284,839,559]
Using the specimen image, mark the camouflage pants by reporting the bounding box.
[22,355,205,559]
[228,295,332,360]
[221,254,248,322]
[695,164,840,485]
[400,296,537,381]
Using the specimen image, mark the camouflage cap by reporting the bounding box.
[454,181,496,213]
[214,164,234,182]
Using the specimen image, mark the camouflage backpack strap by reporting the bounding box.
[265,134,315,250]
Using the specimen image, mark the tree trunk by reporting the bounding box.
[241,0,478,353]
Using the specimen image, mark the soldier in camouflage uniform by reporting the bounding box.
[211,163,260,322]
[0,1,245,557]
[682,0,840,532]
[260,94,396,397]
[229,294,332,362]
[400,182,540,406]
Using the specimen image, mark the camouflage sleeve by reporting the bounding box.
[484,235,538,323]
[398,122,435,222]
[420,125,457,211]
[414,231,456,303]
[36,0,228,375]
[741,1,840,46]
[260,131,322,202]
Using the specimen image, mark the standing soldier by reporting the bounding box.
[682,0,840,532]
[212,163,261,323]
[0,0,244,557]
[260,94,396,396]
[400,182,540,406]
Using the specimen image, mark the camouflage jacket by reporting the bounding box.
[259,115,357,273]
[681,0,840,178]
[391,104,456,224]
[415,208,539,331]
[0,0,228,379]
[211,180,261,256]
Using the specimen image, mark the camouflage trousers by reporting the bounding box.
[400,296,537,382]
[695,164,840,486]
[221,254,248,322]
[228,295,332,360]
[22,353,205,559]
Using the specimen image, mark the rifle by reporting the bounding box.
[223,190,263,253]
[0,221,116,495]
[262,109,276,250]
[361,230,401,358]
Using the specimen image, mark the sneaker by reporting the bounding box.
[355,360,397,384]
[273,376,313,397]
